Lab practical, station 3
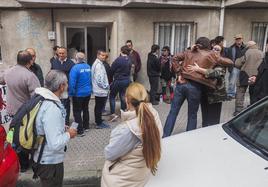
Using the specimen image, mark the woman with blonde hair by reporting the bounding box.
[101,82,163,187]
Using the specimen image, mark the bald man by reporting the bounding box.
[51,47,75,126]
[69,52,92,136]
[26,48,44,87]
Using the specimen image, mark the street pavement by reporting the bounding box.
[17,95,249,187]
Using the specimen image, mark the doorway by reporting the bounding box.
[65,26,107,64]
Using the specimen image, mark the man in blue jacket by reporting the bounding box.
[69,52,92,136]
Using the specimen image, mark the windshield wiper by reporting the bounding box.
[239,135,268,158]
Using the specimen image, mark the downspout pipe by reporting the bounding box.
[51,8,56,46]
[219,0,225,36]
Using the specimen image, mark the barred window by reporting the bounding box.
[154,22,195,55]
[252,22,268,52]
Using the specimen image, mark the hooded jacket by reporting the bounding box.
[101,104,163,187]
[33,87,70,164]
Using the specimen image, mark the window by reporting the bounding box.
[252,22,268,52]
[154,22,195,55]
[225,99,268,159]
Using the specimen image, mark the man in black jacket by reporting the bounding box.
[147,44,160,105]
[250,52,268,104]
[26,48,44,87]
[51,47,75,126]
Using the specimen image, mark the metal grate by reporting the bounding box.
[252,22,268,52]
[154,22,194,55]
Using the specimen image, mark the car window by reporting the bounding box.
[228,100,268,155]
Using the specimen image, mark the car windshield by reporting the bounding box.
[227,99,268,157]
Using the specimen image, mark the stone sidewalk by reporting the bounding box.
[17,96,249,187]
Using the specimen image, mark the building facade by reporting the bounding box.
[0,0,268,85]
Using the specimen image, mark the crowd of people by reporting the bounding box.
[0,34,268,187]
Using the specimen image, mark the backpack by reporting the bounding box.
[7,94,59,178]
[8,94,45,152]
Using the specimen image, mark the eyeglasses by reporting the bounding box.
[213,48,221,52]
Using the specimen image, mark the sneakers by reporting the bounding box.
[102,110,111,116]
[108,114,119,122]
[84,128,90,132]
[227,96,235,101]
[77,131,85,137]
[96,123,110,129]
[164,99,171,104]
[151,101,159,105]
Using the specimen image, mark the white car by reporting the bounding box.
[146,97,268,187]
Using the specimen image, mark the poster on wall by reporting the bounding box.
[0,85,12,124]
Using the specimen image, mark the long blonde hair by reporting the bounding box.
[125,83,161,175]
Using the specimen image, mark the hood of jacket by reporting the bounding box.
[121,103,163,140]
[35,87,61,102]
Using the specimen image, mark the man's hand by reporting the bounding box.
[187,63,200,72]
[248,76,256,85]
[177,75,187,84]
[67,128,77,139]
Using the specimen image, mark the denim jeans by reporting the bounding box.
[109,79,130,114]
[227,67,240,97]
[163,81,202,137]
[60,98,70,125]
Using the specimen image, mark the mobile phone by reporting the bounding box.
[70,122,78,130]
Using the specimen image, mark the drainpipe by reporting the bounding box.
[219,0,225,36]
[51,8,56,46]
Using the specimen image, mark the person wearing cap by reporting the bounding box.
[233,41,264,116]
[225,34,246,100]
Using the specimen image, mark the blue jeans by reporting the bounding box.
[227,67,240,97]
[109,79,130,114]
[163,81,201,137]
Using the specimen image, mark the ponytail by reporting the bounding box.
[138,102,161,175]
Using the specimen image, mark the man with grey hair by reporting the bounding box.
[69,52,92,136]
[233,41,264,116]
[34,70,77,186]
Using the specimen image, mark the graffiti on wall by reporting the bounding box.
[0,85,12,124]
[16,15,48,49]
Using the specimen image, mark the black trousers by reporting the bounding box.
[201,95,222,127]
[72,95,91,133]
[18,150,30,170]
[95,96,107,125]
[149,76,160,102]
[60,98,70,126]
[36,162,64,187]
